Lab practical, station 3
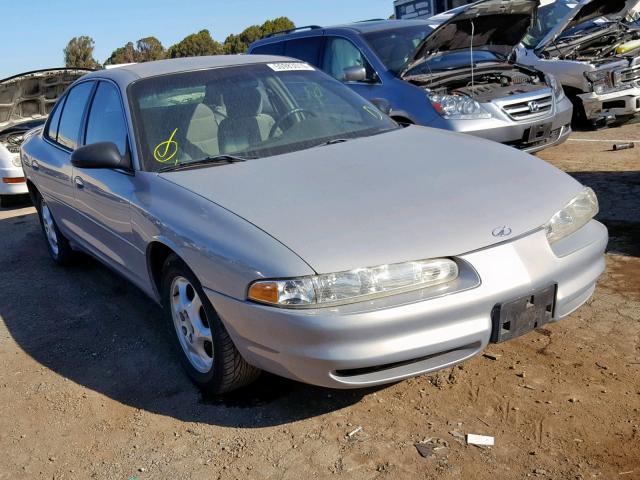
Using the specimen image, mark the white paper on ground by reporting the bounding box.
[466,434,495,446]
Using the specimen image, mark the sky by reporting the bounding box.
[1,0,393,78]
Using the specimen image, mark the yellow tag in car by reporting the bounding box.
[154,128,179,165]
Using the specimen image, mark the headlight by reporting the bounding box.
[585,70,616,95]
[544,187,599,245]
[547,74,565,101]
[12,154,22,167]
[248,258,459,308]
[427,92,492,120]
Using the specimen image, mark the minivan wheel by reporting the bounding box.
[37,195,75,266]
[161,254,260,394]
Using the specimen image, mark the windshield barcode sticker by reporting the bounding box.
[267,62,315,72]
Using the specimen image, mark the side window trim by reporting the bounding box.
[323,35,382,85]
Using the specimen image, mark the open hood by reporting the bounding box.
[404,0,539,75]
[0,68,91,133]
[536,0,638,51]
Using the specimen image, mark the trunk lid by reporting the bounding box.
[403,0,539,76]
[159,126,583,274]
[0,68,91,134]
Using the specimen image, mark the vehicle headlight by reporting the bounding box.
[544,187,599,245]
[12,154,22,167]
[427,92,492,120]
[248,258,459,308]
[585,69,616,95]
[547,74,565,101]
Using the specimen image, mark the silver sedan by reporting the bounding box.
[21,55,607,394]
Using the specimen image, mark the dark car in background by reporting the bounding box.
[249,0,574,153]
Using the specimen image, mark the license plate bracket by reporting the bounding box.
[490,285,557,343]
[526,123,552,143]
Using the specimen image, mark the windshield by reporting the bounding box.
[129,63,398,172]
[404,50,500,77]
[521,0,578,48]
[363,25,432,75]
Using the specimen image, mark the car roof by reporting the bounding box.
[252,19,431,46]
[78,55,296,87]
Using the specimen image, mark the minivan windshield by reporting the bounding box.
[403,50,501,77]
[363,25,432,75]
[129,63,398,172]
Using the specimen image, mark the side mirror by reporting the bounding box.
[71,142,124,169]
[370,98,391,115]
[343,66,367,83]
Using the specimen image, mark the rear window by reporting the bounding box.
[284,37,325,66]
[251,42,285,56]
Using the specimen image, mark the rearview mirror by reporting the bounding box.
[71,142,124,169]
[370,98,391,115]
[343,66,367,83]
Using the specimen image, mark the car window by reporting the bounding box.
[363,26,432,75]
[45,97,65,142]
[284,37,324,66]
[322,37,374,82]
[57,81,94,150]
[251,42,285,56]
[85,82,128,156]
[128,63,398,172]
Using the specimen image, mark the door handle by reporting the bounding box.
[74,176,85,190]
[31,160,39,171]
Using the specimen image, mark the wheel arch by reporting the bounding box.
[147,240,183,302]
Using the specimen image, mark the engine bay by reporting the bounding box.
[408,65,549,103]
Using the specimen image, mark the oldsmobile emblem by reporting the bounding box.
[492,226,513,238]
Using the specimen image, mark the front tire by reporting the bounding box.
[36,194,75,266]
[161,254,260,394]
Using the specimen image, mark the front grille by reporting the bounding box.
[501,94,553,121]
[616,64,640,86]
[6,145,19,154]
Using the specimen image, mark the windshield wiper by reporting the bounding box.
[315,138,350,148]
[158,155,251,173]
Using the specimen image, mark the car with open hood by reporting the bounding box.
[516,0,640,126]
[0,68,90,205]
[249,0,574,153]
[21,55,607,394]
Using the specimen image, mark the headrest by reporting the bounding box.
[224,86,263,119]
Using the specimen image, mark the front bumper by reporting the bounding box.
[0,165,28,196]
[428,96,574,154]
[579,86,640,122]
[206,221,608,389]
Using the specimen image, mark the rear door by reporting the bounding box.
[35,80,95,233]
[70,80,143,281]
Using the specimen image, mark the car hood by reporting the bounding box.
[159,127,583,274]
[403,0,539,75]
[536,0,638,51]
[0,68,91,133]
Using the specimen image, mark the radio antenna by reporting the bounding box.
[470,19,475,96]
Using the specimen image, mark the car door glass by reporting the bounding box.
[284,37,324,66]
[45,98,65,142]
[251,42,285,56]
[57,82,94,150]
[323,37,373,82]
[85,82,128,156]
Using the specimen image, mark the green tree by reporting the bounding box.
[167,29,223,58]
[223,17,295,54]
[136,36,166,62]
[63,36,100,69]
[105,41,137,65]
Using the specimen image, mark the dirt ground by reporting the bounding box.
[0,124,638,480]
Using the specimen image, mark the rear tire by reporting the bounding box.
[161,254,260,394]
[0,195,6,207]
[36,193,75,266]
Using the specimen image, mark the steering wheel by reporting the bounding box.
[269,108,317,139]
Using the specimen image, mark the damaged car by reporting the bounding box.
[516,0,640,127]
[0,68,90,206]
[249,0,574,153]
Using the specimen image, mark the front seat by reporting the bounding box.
[185,87,226,157]
[218,86,274,154]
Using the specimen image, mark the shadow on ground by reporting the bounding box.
[569,171,640,258]
[0,210,373,428]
